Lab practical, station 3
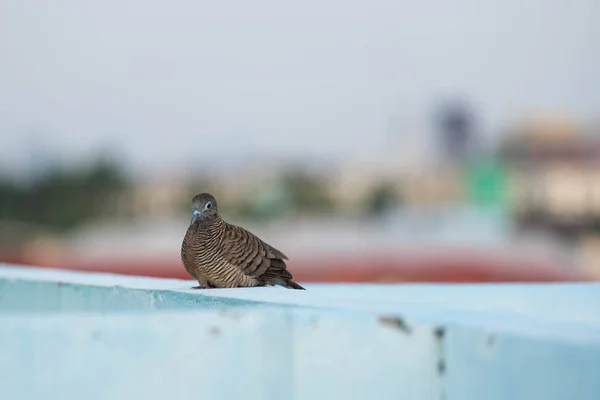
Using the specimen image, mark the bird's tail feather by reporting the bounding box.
[286,280,305,290]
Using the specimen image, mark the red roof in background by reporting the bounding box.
[2,249,592,283]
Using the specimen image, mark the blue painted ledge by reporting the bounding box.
[0,264,599,400]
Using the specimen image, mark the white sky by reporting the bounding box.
[1,0,599,176]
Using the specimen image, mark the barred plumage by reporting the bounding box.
[181,192,305,290]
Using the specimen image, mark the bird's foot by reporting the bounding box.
[191,283,215,290]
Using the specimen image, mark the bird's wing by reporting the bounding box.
[221,223,291,279]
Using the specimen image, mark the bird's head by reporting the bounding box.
[190,192,219,225]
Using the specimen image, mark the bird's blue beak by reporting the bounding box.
[190,210,201,224]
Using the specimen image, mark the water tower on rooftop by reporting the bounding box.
[434,99,478,165]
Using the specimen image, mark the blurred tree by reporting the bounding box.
[367,183,400,217]
[0,157,127,232]
[280,171,335,214]
[249,181,292,221]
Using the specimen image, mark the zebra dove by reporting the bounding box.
[181,192,305,290]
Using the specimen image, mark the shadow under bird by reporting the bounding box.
[181,192,305,290]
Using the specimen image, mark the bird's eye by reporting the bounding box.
[206,202,212,209]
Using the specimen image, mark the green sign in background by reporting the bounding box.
[466,160,508,210]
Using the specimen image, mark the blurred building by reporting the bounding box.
[499,117,600,237]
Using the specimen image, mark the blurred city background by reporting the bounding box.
[1,0,600,282]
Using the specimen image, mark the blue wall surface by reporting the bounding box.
[0,265,599,400]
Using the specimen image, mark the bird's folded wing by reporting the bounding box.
[221,223,289,278]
